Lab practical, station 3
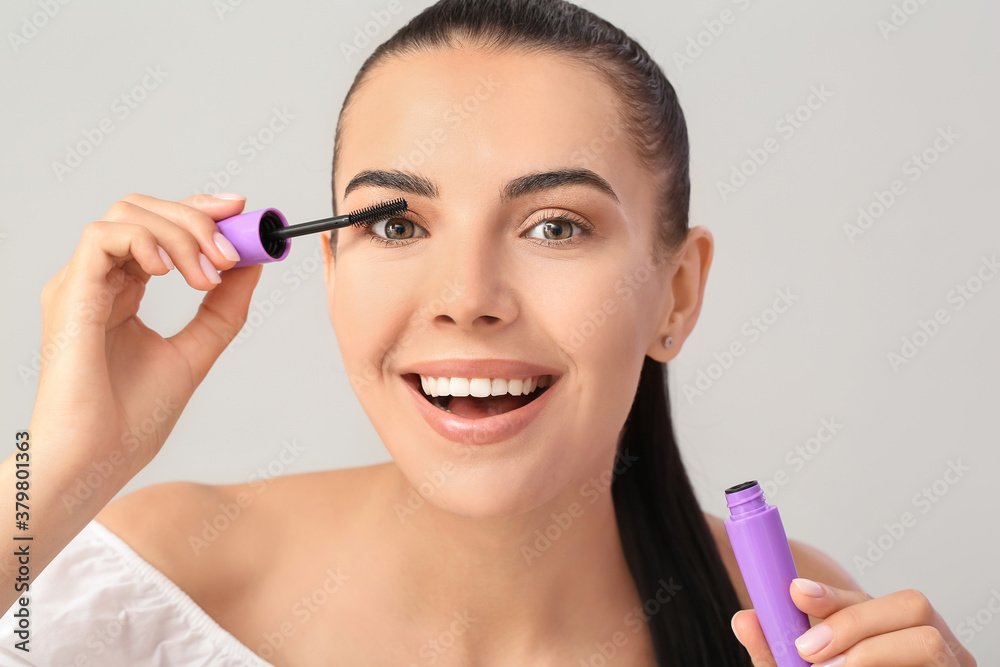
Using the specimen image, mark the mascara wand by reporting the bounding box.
[214,197,408,267]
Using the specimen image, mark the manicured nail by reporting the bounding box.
[795,624,833,654]
[198,253,222,284]
[213,231,241,262]
[793,578,825,597]
[212,192,246,200]
[730,612,744,646]
[814,655,846,667]
[156,245,174,271]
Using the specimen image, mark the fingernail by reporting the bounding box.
[793,578,825,597]
[730,612,743,645]
[198,252,222,284]
[814,655,846,667]
[212,192,246,201]
[213,231,241,262]
[795,624,833,654]
[156,245,174,271]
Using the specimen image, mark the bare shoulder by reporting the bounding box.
[95,480,264,609]
[95,480,228,561]
[95,464,388,608]
[784,534,862,592]
[93,463,390,649]
[702,511,862,609]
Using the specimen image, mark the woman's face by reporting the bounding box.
[323,47,678,519]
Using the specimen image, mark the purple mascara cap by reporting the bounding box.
[215,207,291,267]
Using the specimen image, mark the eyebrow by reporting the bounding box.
[343,167,620,205]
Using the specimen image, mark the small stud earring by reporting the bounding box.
[663,335,673,349]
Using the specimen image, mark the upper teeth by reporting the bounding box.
[418,374,552,398]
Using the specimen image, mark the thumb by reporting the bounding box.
[167,262,263,384]
[732,610,778,667]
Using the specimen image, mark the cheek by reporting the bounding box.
[330,264,417,390]
[534,256,649,366]
[533,259,650,434]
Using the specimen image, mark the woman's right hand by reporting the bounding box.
[29,193,262,489]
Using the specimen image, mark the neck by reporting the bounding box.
[372,460,651,665]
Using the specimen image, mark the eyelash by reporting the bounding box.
[358,211,595,248]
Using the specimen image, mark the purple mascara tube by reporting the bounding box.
[212,197,409,267]
[725,480,811,667]
[214,208,291,268]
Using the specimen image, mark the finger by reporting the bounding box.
[790,578,875,618]
[125,191,247,251]
[732,610,778,667]
[167,263,263,386]
[791,586,966,665]
[58,221,174,328]
[829,625,962,667]
[113,194,246,276]
[102,200,231,291]
[120,191,247,225]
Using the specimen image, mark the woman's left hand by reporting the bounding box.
[731,578,978,666]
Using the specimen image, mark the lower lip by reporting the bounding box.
[403,375,558,446]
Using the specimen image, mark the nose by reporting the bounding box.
[425,221,519,330]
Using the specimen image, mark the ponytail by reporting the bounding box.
[612,356,753,665]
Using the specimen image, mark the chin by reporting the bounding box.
[384,438,599,525]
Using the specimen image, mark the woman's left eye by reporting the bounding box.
[523,212,593,247]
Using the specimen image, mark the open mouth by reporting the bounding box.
[402,373,556,420]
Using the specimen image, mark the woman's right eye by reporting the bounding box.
[364,215,428,246]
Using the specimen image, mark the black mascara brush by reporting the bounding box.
[214,197,408,267]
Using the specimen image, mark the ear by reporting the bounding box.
[645,226,714,363]
[320,231,335,291]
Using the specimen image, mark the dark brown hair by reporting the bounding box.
[330,1,750,664]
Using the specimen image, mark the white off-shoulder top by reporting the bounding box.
[0,520,272,666]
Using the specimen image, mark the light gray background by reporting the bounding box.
[2,0,997,660]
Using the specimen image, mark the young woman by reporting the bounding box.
[0,1,977,665]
